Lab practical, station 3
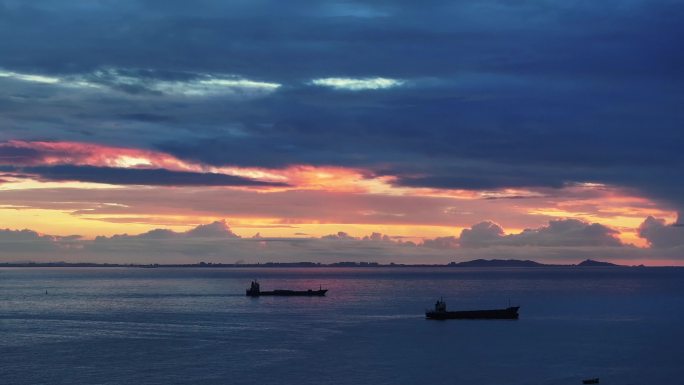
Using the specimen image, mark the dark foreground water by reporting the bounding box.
[1,267,683,385]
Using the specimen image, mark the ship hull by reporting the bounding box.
[246,289,328,297]
[426,306,519,320]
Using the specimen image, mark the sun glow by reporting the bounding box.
[113,156,153,168]
[0,208,190,238]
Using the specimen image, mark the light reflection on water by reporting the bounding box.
[1,266,683,385]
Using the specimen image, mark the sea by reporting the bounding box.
[1,266,683,385]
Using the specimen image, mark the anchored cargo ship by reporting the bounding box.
[245,280,327,297]
[426,298,519,320]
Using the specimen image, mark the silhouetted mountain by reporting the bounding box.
[448,259,545,267]
[576,259,618,267]
[0,259,635,268]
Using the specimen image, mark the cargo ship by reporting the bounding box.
[245,280,327,297]
[425,298,519,320]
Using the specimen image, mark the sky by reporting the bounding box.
[0,0,683,265]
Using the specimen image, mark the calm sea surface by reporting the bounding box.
[1,267,683,385]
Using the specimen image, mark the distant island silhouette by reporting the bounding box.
[447,258,620,268]
[448,259,545,267]
[575,259,619,267]
[0,259,649,268]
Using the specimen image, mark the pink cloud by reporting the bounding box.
[0,140,192,170]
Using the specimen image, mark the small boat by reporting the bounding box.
[582,378,599,384]
[245,280,327,297]
[425,298,519,320]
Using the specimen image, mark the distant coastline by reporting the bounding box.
[0,259,658,268]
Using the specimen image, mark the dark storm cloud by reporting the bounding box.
[0,0,683,212]
[19,165,288,187]
[2,1,682,80]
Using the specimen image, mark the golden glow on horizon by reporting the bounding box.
[0,206,462,242]
[0,179,676,246]
[0,208,189,237]
[1,140,679,252]
[231,222,461,242]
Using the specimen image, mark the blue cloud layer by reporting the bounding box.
[0,0,682,213]
[18,165,288,187]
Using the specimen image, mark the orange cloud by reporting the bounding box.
[1,140,393,192]
[0,141,679,252]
